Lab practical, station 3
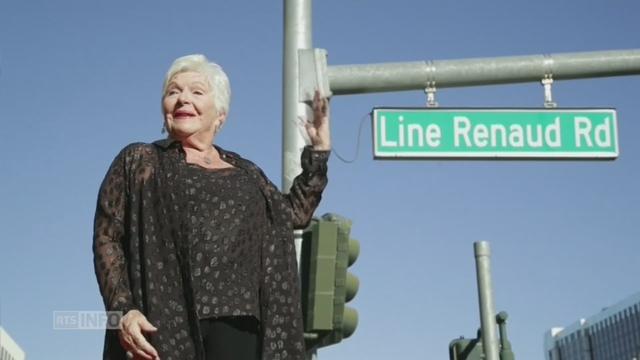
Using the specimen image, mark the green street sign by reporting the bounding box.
[372,108,618,159]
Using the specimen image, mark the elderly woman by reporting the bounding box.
[93,54,330,360]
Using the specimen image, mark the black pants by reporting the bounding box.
[199,316,260,360]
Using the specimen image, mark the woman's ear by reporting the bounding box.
[218,112,227,126]
[215,112,227,134]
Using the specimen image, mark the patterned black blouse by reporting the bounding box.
[182,164,265,320]
[93,139,329,360]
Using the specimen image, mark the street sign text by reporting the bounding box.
[373,108,618,159]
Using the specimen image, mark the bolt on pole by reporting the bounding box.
[474,241,500,360]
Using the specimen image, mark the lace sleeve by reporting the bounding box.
[93,146,136,314]
[286,146,330,229]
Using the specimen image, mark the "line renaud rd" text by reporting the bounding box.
[379,115,614,149]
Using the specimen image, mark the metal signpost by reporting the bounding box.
[474,242,500,360]
[373,108,618,159]
[327,50,640,95]
[282,0,640,358]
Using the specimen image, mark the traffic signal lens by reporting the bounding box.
[348,238,360,266]
[342,307,359,338]
[345,273,359,302]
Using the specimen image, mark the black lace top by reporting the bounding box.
[93,139,329,360]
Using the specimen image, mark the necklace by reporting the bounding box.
[201,147,218,165]
[184,146,219,167]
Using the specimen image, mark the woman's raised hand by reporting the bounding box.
[306,90,331,151]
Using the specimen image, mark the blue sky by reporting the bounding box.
[1,0,639,359]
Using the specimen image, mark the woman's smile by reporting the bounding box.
[173,109,197,120]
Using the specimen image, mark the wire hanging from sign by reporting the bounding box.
[329,112,369,163]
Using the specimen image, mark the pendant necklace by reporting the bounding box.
[202,148,215,165]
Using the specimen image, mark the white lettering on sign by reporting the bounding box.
[547,118,562,147]
[373,109,617,159]
[426,124,441,147]
[454,116,562,148]
[509,125,524,147]
[596,117,612,147]
[380,115,442,148]
[380,115,397,147]
[575,117,593,147]
[474,124,489,147]
[454,116,472,147]
[408,123,422,147]
[398,116,405,147]
[404,123,442,147]
[574,116,612,148]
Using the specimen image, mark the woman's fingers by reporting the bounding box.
[121,328,158,360]
[139,317,159,332]
[119,310,160,360]
[308,89,331,150]
[131,333,158,359]
[312,90,329,124]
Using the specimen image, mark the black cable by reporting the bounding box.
[331,112,370,164]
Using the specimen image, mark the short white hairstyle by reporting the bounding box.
[162,54,231,115]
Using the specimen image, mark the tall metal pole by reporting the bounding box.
[328,50,640,95]
[283,0,312,191]
[283,0,312,270]
[283,3,315,358]
[474,241,500,360]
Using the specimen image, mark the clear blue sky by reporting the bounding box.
[1,0,639,359]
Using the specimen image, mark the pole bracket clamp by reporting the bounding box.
[542,55,557,108]
[425,60,438,108]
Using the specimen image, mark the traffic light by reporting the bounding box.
[449,332,484,360]
[300,213,360,349]
[449,312,515,360]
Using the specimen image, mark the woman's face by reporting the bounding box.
[162,71,225,140]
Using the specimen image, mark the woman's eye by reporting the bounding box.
[193,89,205,95]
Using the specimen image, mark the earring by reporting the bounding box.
[161,125,166,134]
[214,123,223,135]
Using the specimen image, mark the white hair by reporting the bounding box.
[162,54,231,115]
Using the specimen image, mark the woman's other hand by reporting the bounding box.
[306,90,331,151]
[118,310,160,360]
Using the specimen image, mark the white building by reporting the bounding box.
[544,292,640,360]
[0,327,25,360]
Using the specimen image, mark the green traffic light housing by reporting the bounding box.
[300,213,360,350]
[449,336,484,360]
[449,312,515,360]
